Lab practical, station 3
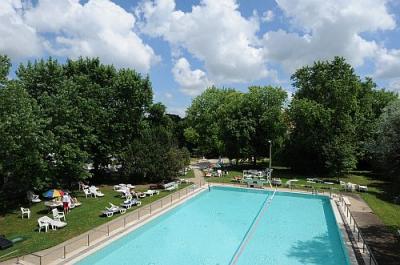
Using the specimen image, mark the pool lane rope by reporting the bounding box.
[229,189,277,265]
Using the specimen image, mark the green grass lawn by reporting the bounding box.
[206,168,400,232]
[0,183,190,261]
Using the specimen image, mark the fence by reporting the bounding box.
[338,196,378,265]
[17,181,205,265]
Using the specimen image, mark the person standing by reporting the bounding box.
[62,192,71,214]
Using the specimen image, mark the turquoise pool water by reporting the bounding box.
[76,187,350,265]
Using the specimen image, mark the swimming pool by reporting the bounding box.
[76,186,350,265]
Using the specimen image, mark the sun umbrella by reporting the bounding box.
[42,189,64,198]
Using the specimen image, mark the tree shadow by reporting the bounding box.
[358,224,400,265]
[287,234,342,265]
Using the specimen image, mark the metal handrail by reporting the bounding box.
[21,183,203,264]
[339,196,379,265]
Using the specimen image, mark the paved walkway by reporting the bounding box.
[188,160,206,186]
[347,194,400,265]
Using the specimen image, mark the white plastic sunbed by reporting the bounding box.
[144,190,160,196]
[38,216,67,231]
[89,186,104,197]
[107,203,126,214]
[121,199,141,209]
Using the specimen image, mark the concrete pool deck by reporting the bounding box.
[346,194,400,265]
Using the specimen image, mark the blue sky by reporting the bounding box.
[1,0,400,116]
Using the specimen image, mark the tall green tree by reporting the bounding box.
[371,99,400,180]
[287,57,395,175]
[243,86,288,163]
[185,87,233,156]
[0,83,51,210]
[0,55,11,86]
[122,103,190,182]
[185,86,288,162]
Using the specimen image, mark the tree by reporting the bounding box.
[371,99,400,180]
[122,103,190,182]
[287,57,395,175]
[243,86,288,163]
[185,86,288,163]
[0,55,11,86]
[185,87,232,156]
[0,83,51,210]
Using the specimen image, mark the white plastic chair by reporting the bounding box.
[83,188,92,198]
[52,208,66,221]
[21,207,31,219]
[38,218,49,232]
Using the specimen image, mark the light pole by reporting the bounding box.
[268,140,272,170]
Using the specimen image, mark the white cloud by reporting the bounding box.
[0,0,43,59]
[137,0,269,83]
[388,78,400,93]
[0,0,159,72]
[172,58,213,96]
[263,0,395,73]
[375,48,400,79]
[166,105,186,117]
[164,92,173,99]
[262,10,274,22]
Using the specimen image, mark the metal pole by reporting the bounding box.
[87,234,90,246]
[268,140,272,169]
[107,225,110,236]
[150,204,152,214]
[63,246,66,259]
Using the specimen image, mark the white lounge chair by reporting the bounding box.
[21,207,31,219]
[144,190,159,196]
[27,191,41,203]
[52,208,66,221]
[163,182,178,191]
[39,216,67,230]
[102,210,114,217]
[271,178,282,186]
[357,185,368,192]
[106,203,126,214]
[121,198,141,209]
[345,183,356,192]
[70,198,82,208]
[89,186,104,197]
